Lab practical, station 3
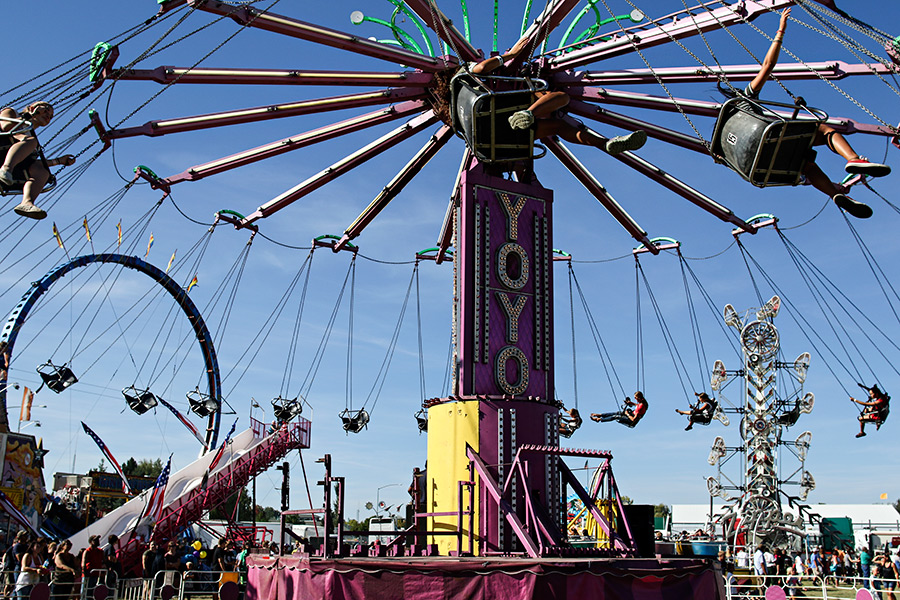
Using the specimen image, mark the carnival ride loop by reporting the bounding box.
[0,253,222,449]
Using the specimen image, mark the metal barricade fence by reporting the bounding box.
[725,572,900,599]
[149,569,240,600]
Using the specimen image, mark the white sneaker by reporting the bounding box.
[605,130,647,154]
[508,110,534,130]
[0,166,14,186]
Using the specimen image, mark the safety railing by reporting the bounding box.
[149,569,241,600]
[724,572,900,599]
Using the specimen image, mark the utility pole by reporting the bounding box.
[276,462,289,555]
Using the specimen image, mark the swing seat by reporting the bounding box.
[340,408,369,433]
[187,388,219,417]
[777,406,800,427]
[272,396,303,422]
[450,72,547,164]
[122,386,158,415]
[37,361,78,393]
[710,96,827,187]
[414,409,428,433]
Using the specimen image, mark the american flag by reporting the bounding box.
[157,397,207,449]
[207,418,237,472]
[81,421,133,495]
[142,453,172,524]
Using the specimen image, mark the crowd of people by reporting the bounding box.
[720,543,900,597]
[0,530,257,599]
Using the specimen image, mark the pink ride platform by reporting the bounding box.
[247,555,726,599]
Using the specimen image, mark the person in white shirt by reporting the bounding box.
[754,545,768,575]
[736,548,750,569]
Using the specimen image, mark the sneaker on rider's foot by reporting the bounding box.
[605,130,647,155]
[833,194,873,219]
[855,432,866,438]
[508,110,534,130]
[0,166,14,186]
[685,423,693,431]
[13,202,47,220]
[845,158,891,177]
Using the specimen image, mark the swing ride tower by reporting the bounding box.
[426,166,563,555]
[16,0,895,595]
[707,294,815,550]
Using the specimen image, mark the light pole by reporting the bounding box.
[375,483,398,517]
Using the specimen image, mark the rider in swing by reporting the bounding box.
[590,390,648,427]
[851,383,889,438]
[456,36,647,155]
[726,8,890,219]
[675,392,716,431]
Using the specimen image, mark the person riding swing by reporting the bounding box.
[676,392,717,431]
[717,8,889,219]
[0,101,75,219]
[851,383,890,438]
[437,35,647,156]
[590,391,648,428]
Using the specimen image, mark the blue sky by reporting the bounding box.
[2,1,899,520]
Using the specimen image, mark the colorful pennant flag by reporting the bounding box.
[166,250,177,274]
[19,387,33,422]
[187,274,198,293]
[881,493,889,500]
[141,453,172,525]
[81,421,133,495]
[52,222,64,250]
[207,418,237,472]
[116,220,122,247]
[145,233,154,258]
[83,217,91,243]
[157,397,207,449]
[0,490,38,535]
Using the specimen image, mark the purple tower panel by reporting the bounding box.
[457,166,554,400]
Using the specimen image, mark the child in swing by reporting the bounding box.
[0,101,75,220]
[590,391,648,427]
[851,383,889,438]
[466,36,648,155]
[728,8,890,219]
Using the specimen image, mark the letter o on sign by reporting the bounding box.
[495,345,529,396]
[497,242,529,290]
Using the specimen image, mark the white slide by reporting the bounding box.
[67,427,263,552]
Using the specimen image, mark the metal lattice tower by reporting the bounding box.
[706,296,816,549]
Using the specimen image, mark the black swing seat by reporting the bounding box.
[0,126,57,197]
[272,396,303,422]
[450,72,548,164]
[37,361,78,393]
[777,405,800,427]
[122,385,158,414]
[340,408,370,433]
[187,388,219,417]
[710,95,827,188]
[414,409,428,433]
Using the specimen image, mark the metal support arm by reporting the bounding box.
[187,0,445,72]
[162,100,425,185]
[338,125,453,250]
[242,111,439,224]
[106,88,426,139]
[115,66,433,87]
[400,0,481,63]
[545,137,657,253]
[548,0,795,71]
